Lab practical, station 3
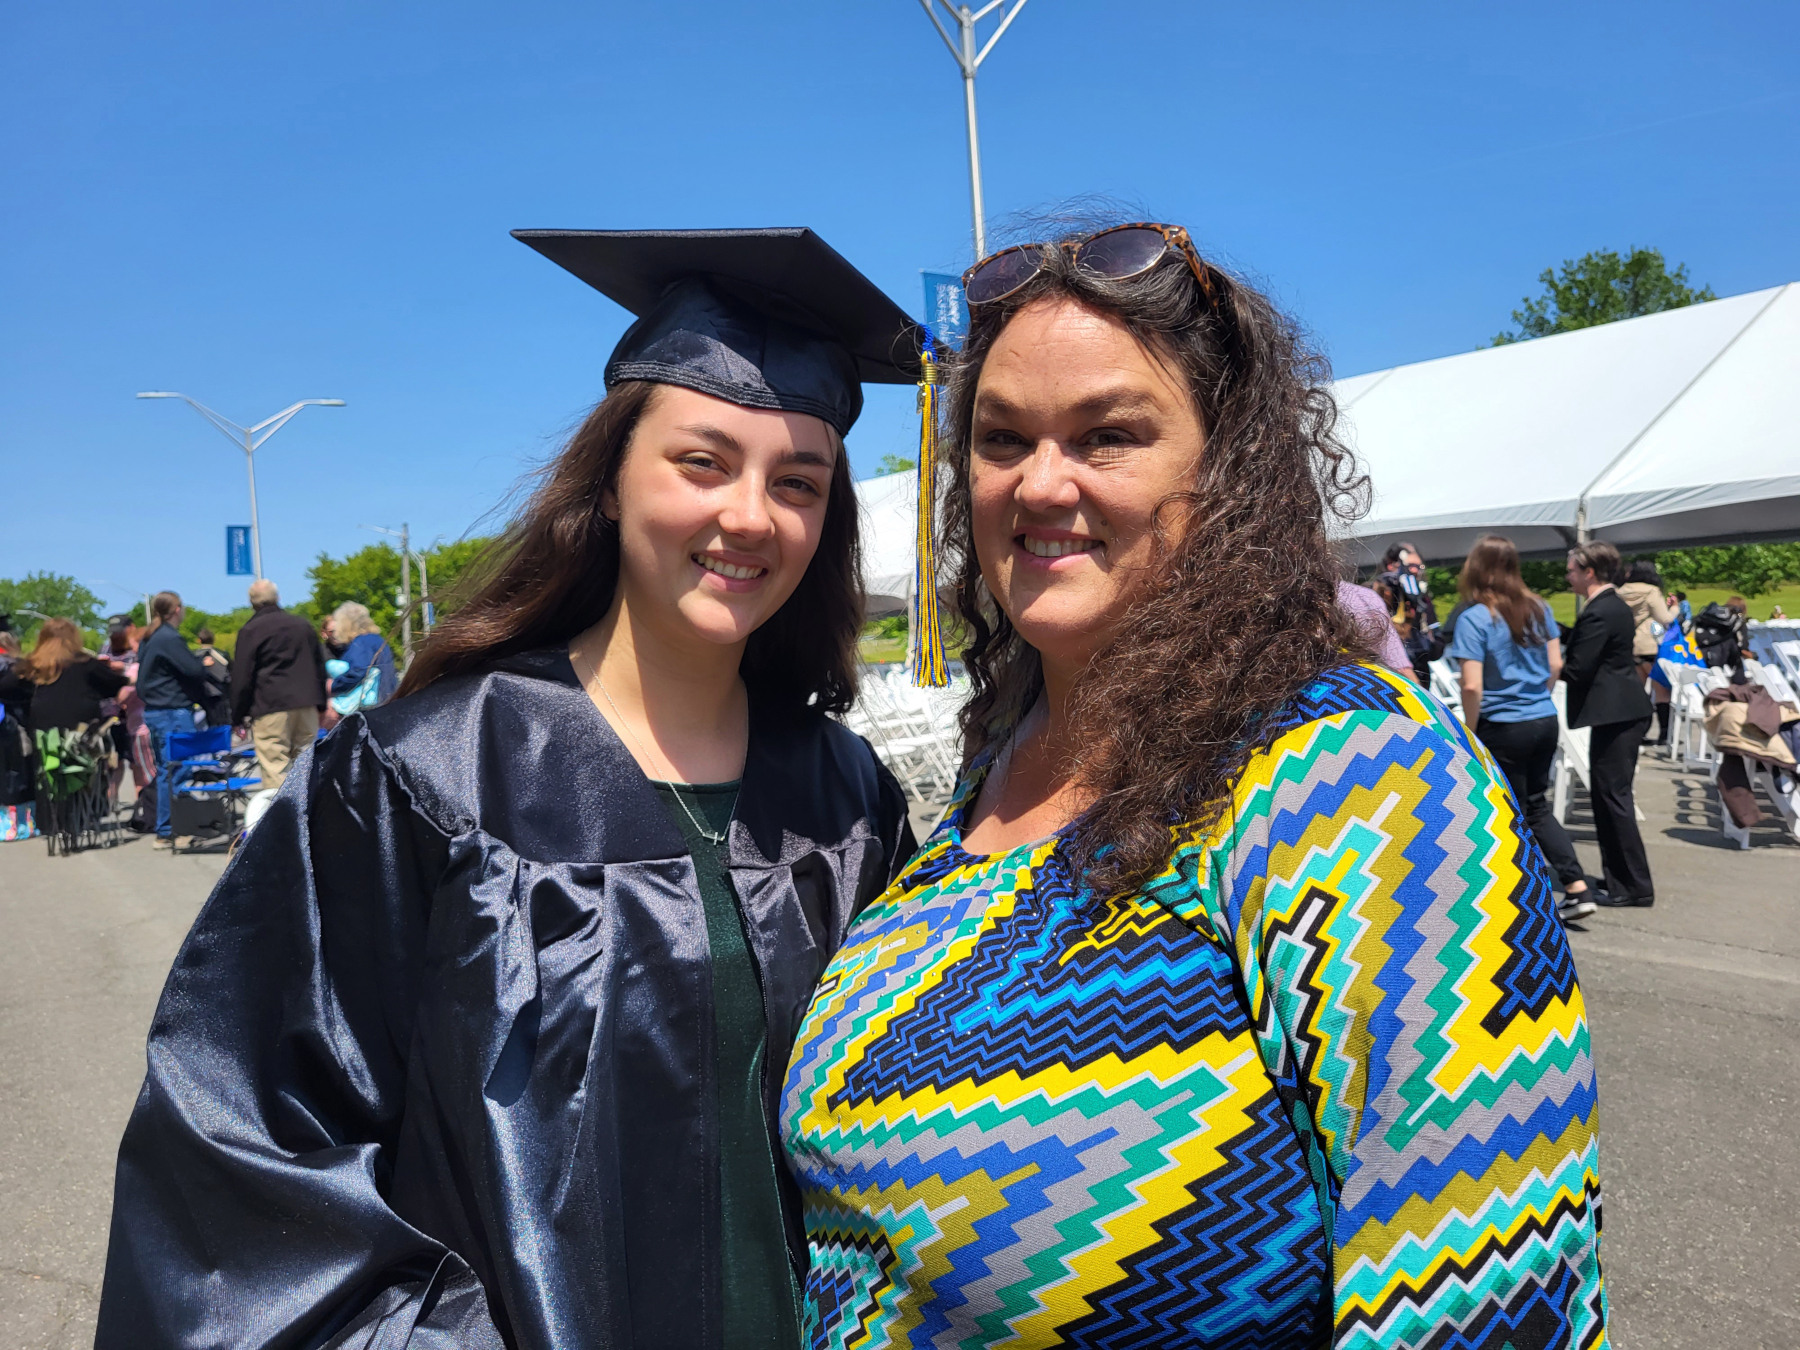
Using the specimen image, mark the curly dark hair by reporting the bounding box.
[942,226,1374,895]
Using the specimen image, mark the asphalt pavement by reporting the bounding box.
[0,751,1794,1349]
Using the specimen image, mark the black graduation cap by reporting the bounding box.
[512,227,923,435]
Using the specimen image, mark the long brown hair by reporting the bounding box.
[18,618,88,685]
[400,381,865,712]
[943,224,1372,896]
[1457,535,1548,646]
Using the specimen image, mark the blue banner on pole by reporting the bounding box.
[226,525,253,576]
[922,272,968,347]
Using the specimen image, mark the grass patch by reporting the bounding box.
[1542,582,1800,626]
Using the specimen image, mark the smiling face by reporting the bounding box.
[969,296,1207,677]
[606,385,837,652]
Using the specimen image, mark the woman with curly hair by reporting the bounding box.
[782,223,1607,1347]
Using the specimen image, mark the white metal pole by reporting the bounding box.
[399,523,413,671]
[921,0,1026,262]
[245,427,264,579]
[416,551,432,633]
[960,10,986,258]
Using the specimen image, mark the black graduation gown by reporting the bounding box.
[95,649,914,1349]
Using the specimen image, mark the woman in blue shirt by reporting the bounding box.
[325,601,398,709]
[1450,535,1597,923]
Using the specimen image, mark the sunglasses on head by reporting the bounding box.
[961,222,1218,308]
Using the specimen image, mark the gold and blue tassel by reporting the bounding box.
[907,334,948,687]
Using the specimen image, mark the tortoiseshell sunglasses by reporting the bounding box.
[960,222,1217,307]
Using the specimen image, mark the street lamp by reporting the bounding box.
[137,392,346,580]
[918,0,1031,258]
[359,523,433,671]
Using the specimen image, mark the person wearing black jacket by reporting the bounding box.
[230,580,327,792]
[136,592,211,848]
[1562,542,1656,906]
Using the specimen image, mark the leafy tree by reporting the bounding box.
[1520,560,1571,596]
[303,537,498,640]
[1649,543,1800,598]
[1490,248,1715,346]
[876,454,916,476]
[0,572,102,642]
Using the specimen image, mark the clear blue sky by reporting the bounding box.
[4,0,1796,614]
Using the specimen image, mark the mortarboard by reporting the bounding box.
[511,227,922,436]
[512,226,948,686]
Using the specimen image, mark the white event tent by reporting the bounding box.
[1341,282,1800,561]
[854,281,1800,593]
[856,467,921,615]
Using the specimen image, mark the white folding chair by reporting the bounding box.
[1550,684,1588,825]
[1428,657,1465,722]
[1772,640,1800,688]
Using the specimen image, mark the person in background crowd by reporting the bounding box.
[0,626,35,841]
[0,619,131,846]
[1772,603,1789,621]
[191,627,233,731]
[1618,558,1676,744]
[319,613,346,661]
[1725,596,1753,660]
[0,618,130,736]
[1367,573,1416,678]
[1674,589,1693,631]
[1450,536,1597,924]
[325,602,398,709]
[1336,577,1411,673]
[1377,539,1443,682]
[1563,541,1656,906]
[101,622,154,813]
[135,592,210,850]
[229,579,327,794]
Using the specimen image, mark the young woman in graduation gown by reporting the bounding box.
[95,229,919,1350]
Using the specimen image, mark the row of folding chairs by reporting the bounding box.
[839,664,966,807]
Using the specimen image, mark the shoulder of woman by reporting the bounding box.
[1244,662,1482,784]
[1209,669,1504,859]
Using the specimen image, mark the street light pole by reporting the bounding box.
[137,392,346,580]
[918,0,1030,258]
[360,524,420,671]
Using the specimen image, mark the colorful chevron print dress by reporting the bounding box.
[782,662,1605,1348]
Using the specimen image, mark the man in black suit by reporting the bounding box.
[1562,541,1656,906]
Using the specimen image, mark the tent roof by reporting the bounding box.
[856,466,918,615]
[1341,283,1797,561]
[851,282,1800,600]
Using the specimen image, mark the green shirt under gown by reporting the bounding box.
[652,780,800,1350]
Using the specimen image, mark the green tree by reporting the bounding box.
[0,572,102,643]
[1520,560,1571,596]
[304,537,499,640]
[876,454,916,476]
[1490,248,1716,346]
[1650,543,1800,598]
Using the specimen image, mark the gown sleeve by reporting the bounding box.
[95,719,507,1350]
[1223,709,1606,1348]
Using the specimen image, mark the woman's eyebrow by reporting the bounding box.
[775,448,835,469]
[975,388,1160,420]
[675,423,742,452]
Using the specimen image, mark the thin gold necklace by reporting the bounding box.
[579,649,728,847]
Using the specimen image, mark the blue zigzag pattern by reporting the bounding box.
[1058,1086,1329,1348]
[836,849,1245,1104]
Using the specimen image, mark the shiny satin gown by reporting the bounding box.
[94,648,913,1349]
